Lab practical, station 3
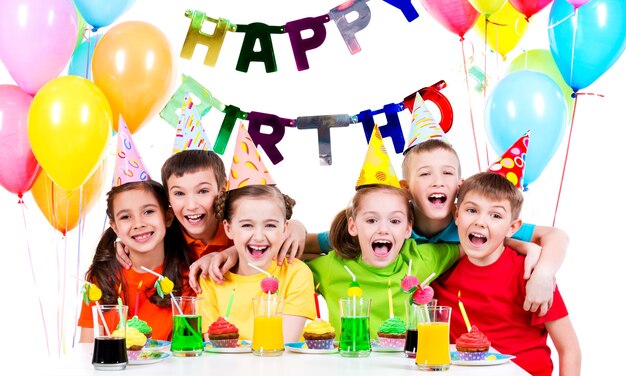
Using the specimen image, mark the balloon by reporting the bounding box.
[68,34,102,81]
[420,0,480,38]
[473,2,528,59]
[548,0,626,92]
[93,21,176,133]
[28,76,112,191]
[509,0,554,19]
[468,0,507,16]
[566,0,591,8]
[75,6,88,51]
[0,85,41,197]
[507,49,575,119]
[0,0,78,95]
[73,0,136,30]
[31,162,106,235]
[485,71,568,187]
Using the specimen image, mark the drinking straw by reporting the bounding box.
[344,266,357,318]
[420,272,436,288]
[458,291,472,332]
[117,297,125,329]
[407,259,412,276]
[247,262,271,277]
[140,266,183,315]
[247,263,273,316]
[95,302,111,336]
[225,285,236,319]
[387,280,394,318]
[343,265,356,282]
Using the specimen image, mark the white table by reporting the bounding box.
[36,344,530,375]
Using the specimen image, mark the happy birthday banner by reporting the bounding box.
[159,75,452,166]
[180,0,420,72]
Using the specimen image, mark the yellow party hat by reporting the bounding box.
[355,125,400,189]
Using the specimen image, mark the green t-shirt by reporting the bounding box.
[306,239,459,339]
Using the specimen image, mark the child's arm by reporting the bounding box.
[275,219,307,265]
[188,246,239,293]
[545,316,581,376]
[283,315,307,343]
[115,239,132,270]
[79,327,94,343]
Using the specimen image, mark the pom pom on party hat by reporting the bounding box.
[355,124,400,189]
[113,118,151,187]
[172,92,213,154]
[404,92,449,154]
[486,130,529,189]
[225,123,276,191]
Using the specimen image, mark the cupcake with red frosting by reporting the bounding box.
[208,317,240,348]
[455,325,491,360]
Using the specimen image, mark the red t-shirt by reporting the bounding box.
[78,265,175,340]
[182,222,233,262]
[431,246,568,376]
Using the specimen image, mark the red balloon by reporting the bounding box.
[420,0,480,38]
[403,80,453,133]
[509,0,553,19]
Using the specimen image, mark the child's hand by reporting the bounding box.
[275,220,306,265]
[189,247,239,292]
[524,268,555,317]
[114,238,132,270]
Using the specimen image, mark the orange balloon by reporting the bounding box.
[92,21,176,133]
[30,161,106,235]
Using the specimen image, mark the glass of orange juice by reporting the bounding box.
[252,296,284,356]
[416,306,451,371]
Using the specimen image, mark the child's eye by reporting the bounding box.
[118,214,130,221]
[144,209,155,215]
[466,208,477,214]
[419,172,430,177]
[390,219,402,224]
[266,224,277,229]
[172,191,184,197]
[199,188,210,194]
[241,224,252,228]
[491,213,503,220]
[365,218,377,224]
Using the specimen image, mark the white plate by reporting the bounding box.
[144,339,170,352]
[285,342,338,354]
[450,352,516,366]
[370,340,404,352]
[128,351,171,365]
[203,340,251,353]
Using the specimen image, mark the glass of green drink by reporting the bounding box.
[338,297,371,357]
[170,296,203,357]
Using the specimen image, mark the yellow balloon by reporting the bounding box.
[30,161,106,235]
[93,21,176,134]
[28,76,112,191]
[473,2,528,59]
[468,0,507,16]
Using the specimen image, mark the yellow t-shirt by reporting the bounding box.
[198,259,316,340]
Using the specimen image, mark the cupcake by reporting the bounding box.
[455,325,491,361]
[302,319,335,350]
[127,315,152,345]
[208,317,240,348]
[377,317,407,348]
[112,327,147,361]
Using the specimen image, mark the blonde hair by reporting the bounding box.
[401,139,461,179]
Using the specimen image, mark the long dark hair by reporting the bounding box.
[85,181,191,308]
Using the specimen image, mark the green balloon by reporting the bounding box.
[507,49,575,120]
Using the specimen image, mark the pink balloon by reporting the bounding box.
[0,85,41,197]
[420,0,480,38]
[509,0,554,19]
[566,0,591,8]
[0,0,78,95]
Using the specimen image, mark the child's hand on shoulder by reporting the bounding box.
[275,220,307,265]
[189,247,239,293]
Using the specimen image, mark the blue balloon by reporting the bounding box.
[74,0,136,30]
[485,71,568,188]
[68,34,101,81]
[548,0,626,92]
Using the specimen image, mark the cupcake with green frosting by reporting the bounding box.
[377,317,407,348]
[127,316,152,344]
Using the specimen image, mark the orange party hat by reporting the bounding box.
[404,92,449,153]
[172,92,213,154]
[487,130,529,189]
[113,118,150,186]
[355,125,400,189]
[226,123,276,191]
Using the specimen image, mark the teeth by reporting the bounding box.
[374,240,391,244]
[134,233,151,241]
[430,194,445,199]
[249,245,268,251]
[470,233,486,239]
[186,215,202,220]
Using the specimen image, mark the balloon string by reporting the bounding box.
[72,188,85,348]
[60,199,71,355]
[552,95,579,227]
[460,40,482,171]
[482,20,490,167]
[20,200,51,358]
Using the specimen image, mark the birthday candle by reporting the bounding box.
[314,283,321,319]
[387,280,394,318]
[458,291,472,332]
[134,281,142,317]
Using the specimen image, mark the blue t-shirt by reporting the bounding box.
[318,222,536,254]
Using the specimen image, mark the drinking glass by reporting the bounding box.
[416,305,451,371]
[171,296,203,357]
[338,297,371,357]
[252,296,284,356]
[92,304,128,370]
[404,298,437,358]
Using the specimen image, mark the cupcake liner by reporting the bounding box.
[127,350,143,361]
[305,339,335,350]
[378,336,406,348]
[458,351,487,361]
[210,338,239,348]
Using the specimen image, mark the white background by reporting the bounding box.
[1,1,624,373]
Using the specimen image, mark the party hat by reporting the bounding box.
[113,118,151,186]
[172,92,213,154]
[404,92,449,153]
[487,130,529,189]
[355,125,400,189]
[225,123,275,191]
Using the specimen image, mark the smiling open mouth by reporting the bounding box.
[469,233,487,246]
[248,245,269,259]
[428,193,447,205]
[372,240,391,257]
[185,214,205,224]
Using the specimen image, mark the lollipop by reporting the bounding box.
[401,259,418,293]
[412,285,434,305]
[260,276,279,294]
[81,282,102,305]
[157,276,174,297]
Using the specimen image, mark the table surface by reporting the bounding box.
[37,343,530,375]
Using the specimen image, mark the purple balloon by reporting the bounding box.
[0,0,78,94]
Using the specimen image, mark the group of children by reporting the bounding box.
[77,95,581,375]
